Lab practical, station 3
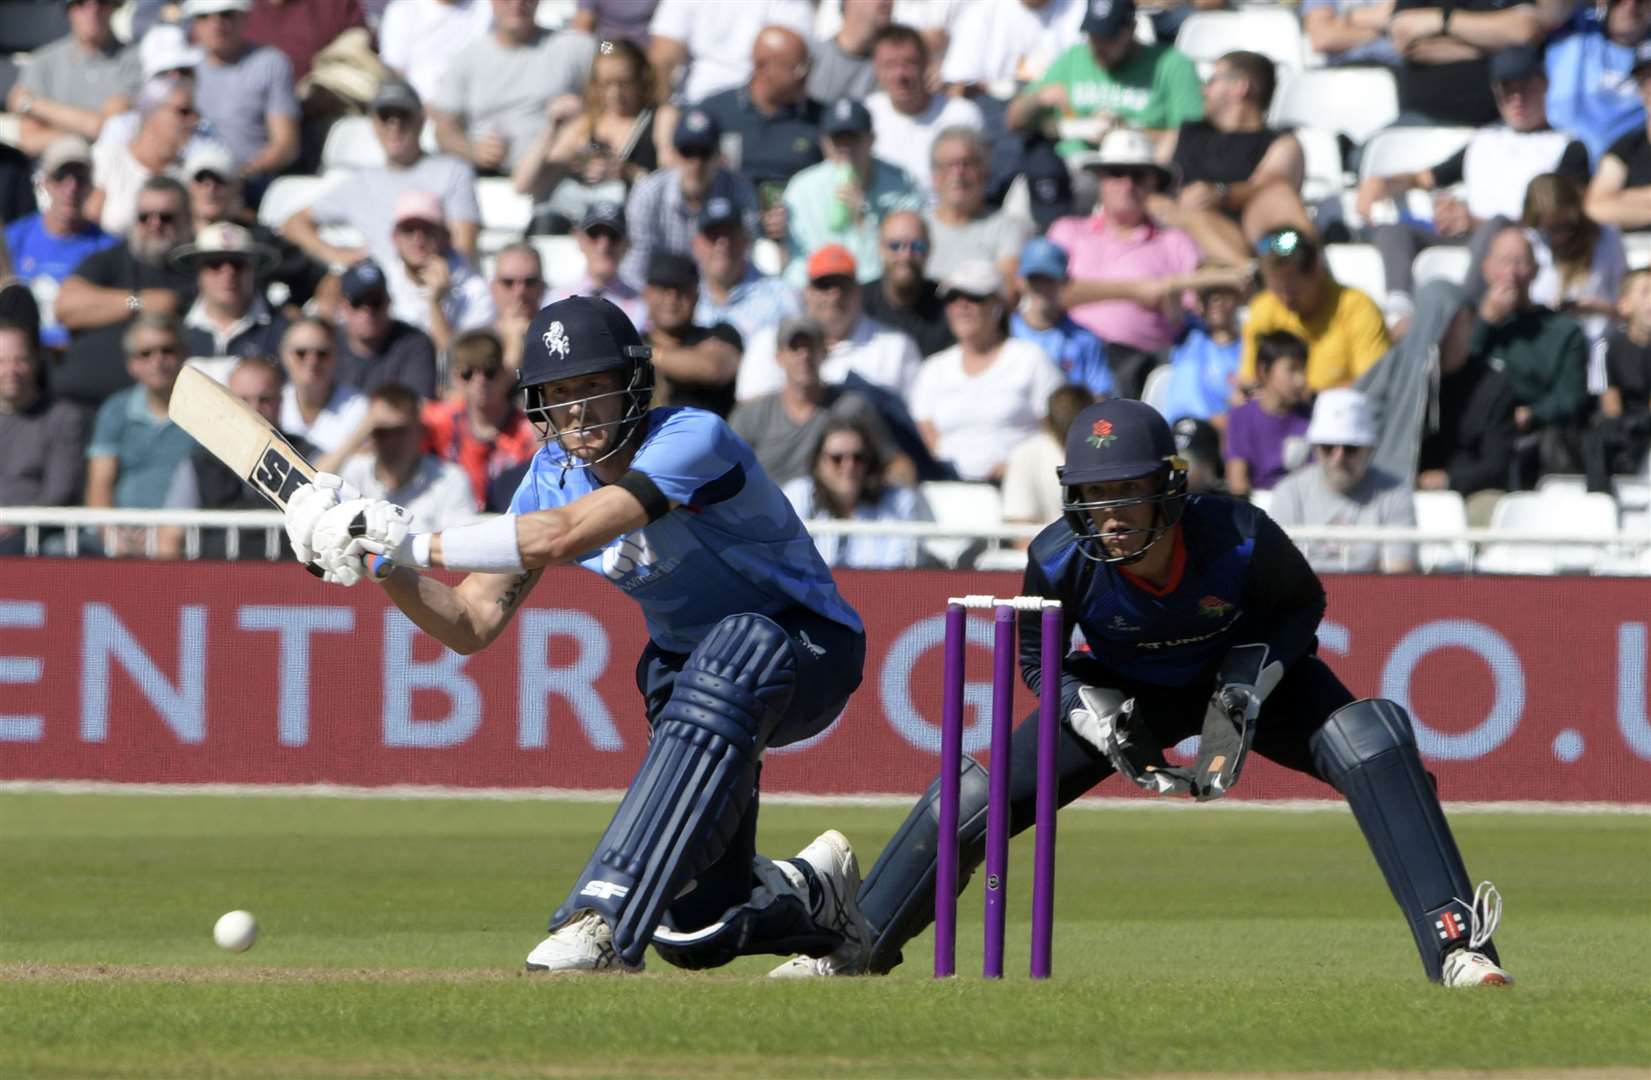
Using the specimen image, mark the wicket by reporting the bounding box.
[935,594,1063,979]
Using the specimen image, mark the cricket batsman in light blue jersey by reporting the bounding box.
[282,295,872,973]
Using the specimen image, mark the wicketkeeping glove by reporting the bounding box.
[1068,685,1194,796]
[1193,644,1284,801]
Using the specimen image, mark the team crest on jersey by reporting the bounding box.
[1086,419,1117,449]
[542,320,570,359]
[1197,595,1234,619]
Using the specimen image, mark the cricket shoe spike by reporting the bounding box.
[1442,882,1511,987]
[524,910,645,974]
[768,830,870,978]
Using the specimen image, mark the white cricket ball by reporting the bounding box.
[213,910,258,952]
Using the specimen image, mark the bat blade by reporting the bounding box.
[167,365,316,510]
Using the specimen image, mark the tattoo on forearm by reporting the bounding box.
[497,571,535,612]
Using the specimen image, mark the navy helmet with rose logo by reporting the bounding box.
[1058,399,1188,564]
[519,295,654,468]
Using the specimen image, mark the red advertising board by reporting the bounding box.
[0,561,1646,802]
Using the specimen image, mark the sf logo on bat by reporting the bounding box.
[251,446,307,505]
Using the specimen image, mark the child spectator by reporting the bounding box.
[1160,283,1242,424]
[1585,268,1651,490]
[1009,237,1113,399]
[1224,330,1311,497]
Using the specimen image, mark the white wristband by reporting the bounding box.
[434,515,525,574]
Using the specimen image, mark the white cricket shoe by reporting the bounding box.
[1441,881,1511,987]
[524,910,644,974]
[768,830,870,978]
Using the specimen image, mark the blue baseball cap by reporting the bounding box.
[1018,237,1069,281]
[822,99,872,136]
[1081,0,1136,39]
[1059,399,1179,486]
[697,195,743,233]
[674,108,721,155]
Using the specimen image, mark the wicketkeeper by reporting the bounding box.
[773,399,1510,988]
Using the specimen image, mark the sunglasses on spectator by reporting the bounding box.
[134,344,181,359]
[192,170,230,186]
[884,239,928,255]
[457,366,501,381]
[1098,166,1154,184]
[943,291,993,305]
[676,147,713,161]
[49,166,90,184]
[1317,443,1367,456]
[496,276,543,289]
[170,104,200,121]
[136,210,179,226]
[201,257,251,272]
[809,274,855,292]
[374,108,417,124]
[289,346,332,360]
[1257,229,1307,259]
[824,451,869,466]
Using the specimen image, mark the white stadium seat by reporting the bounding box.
[1176,9,1307,76]
[1412,490,1470,573]
[1477,490,1618,575]
[1270,67,1399,145]
[919,481,1004,569]
[476,178,534,256]
[1412,245,1472,288]
[1358,126,1475,184]
[1294,126,1347,205]
[257,174,347,229]
[1323,243,1386,303]
[529,234,587,291]
[1535,473,1588,498]
[1624,232,1651,271]
[320,116,385,171]
[1140,364,1172,417]
[1248,489,1274,515]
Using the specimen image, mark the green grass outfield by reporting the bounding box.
[1,792,1646,1080]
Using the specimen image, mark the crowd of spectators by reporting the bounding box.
[0,0,1648,576]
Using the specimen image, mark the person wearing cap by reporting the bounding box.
[1585,41,1651,234]
[1358,45,1590,320]
[736,244,922,403]
[861,210,953,358]
[1240,228,1389,395]
[174,221,288,377]
[1170,415,1226,493]
[808,0,891,103]
[641,251,743,417]
[910,259,1065,481]
[864,24,984,200]
[53,176,197,410]
[182,143,326,313]
[429,0,596,175]
[924,128,1035,287]
[6,0,141,158]
[692,195,800,346]
[381,191,495,355]
[377,0,495,106]
[697,26,825,193]
[85,75,202,238]
[619,107,759,292]
[1052,129,1246,384]
[553,206,647,334]
[1385,0,1572,129]
[1001,383,1096,548]
[1161,50,1312,253]
[1007,0,1203,158]
[338,382,479,530]
[780,97,922,288]
[512,38,664,234]
[284,293,873,978]
[183,0,300,183]
[333,258,440,399]
[788,395,1512,989]
[730,313,901,487]
[420,328,538,507]
[1009,235,1113,398]
[1269,388,1418,574]
[5,137,118,350]
[283,80,482,270]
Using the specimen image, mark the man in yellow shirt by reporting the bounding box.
[1239,229,1390,392]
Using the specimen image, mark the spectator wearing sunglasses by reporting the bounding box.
[5,136,117,350]
[183,143,325,314]
[860,210,953,358]
[782,415,933,570]
[339,382,479,528]
[53,176,197,411]
[382,191,495,355]
[420,329,537,508]
[173,222,287,380]
[551,206,646,337]
[1240,227,1389,394]
[332,259,438,400]
[277,315,369,458]
[87,76,204,238]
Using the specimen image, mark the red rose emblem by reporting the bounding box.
[1093,419,1113,437]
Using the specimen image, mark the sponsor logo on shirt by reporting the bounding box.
[1198,595,1234,619]
[601,531,681,590]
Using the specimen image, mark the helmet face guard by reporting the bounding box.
[1061,460,1188,565]
[522,348,655,470]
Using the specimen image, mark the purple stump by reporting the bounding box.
[1030,603,1061,979]
[982,603,1015,978]
[934,603,966,978]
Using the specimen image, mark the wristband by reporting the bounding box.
[433,515,524,574]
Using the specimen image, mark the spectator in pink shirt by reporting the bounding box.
[1049,129,1246,398]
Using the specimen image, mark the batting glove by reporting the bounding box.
[284,473,356,567]
[310,498,414,587]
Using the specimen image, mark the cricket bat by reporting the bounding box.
[167,365,316,510]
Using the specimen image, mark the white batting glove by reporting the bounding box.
[284,473,354,566]
[309,498,414,587]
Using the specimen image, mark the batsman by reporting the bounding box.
[774,398,1510,988]
[280,296,872,973]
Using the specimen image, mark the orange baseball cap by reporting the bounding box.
[805,244,857,283]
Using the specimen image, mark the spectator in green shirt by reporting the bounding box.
[1005,0,1203,159]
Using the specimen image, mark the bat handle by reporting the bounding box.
[366,553,394,581]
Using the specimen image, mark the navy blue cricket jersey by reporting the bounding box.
[1019,494,1326,699]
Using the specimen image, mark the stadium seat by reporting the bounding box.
[1323,243,1386,303]
[1625,232,1651,271]
[1412,489,1470,573]
[1614,474,1651,513]
[1175,9,1307,77]
[1249,489,1274,515]
[1358,127,1475,185]
[975,547,1030,572]
[476,178,533,255]
[1535,473,1588,498]
[0,112,18,150]
[1269,67,1399,145]
[535,0,576,31]
[1140,364,1172,417]
[257,174,347,229]
[1294,126,1347,205]
[919,481,1004,569]
[1411,245,1472,288]
[1478,490,1618,574]
[320,115,385,171]
[529,234,587,291]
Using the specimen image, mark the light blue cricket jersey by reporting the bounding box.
[509,407,864,654]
